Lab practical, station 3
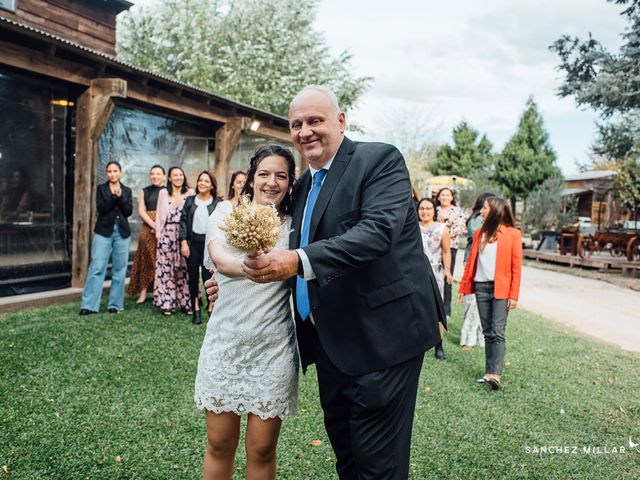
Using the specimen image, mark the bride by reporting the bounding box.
[194,143,298,479]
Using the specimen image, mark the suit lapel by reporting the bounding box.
[308,137,354,242]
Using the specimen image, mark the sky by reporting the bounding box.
[315,0,628,174]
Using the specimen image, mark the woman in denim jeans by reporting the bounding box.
[458,197,522,390]
[79,161,133,315]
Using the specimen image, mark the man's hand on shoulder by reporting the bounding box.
[243,248,298,283]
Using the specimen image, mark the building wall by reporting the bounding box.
[0,0,118,55]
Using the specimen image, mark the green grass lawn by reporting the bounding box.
[1,290,639,479]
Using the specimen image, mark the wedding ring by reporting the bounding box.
[261,275,265,281]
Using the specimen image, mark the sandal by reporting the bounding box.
[162,310,173,317]
[476,376,490,384]
[487,377,502,390]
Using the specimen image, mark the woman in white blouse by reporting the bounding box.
[180,171,220,324]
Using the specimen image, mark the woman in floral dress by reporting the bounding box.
[418,197,452,360]
[436,187,467,317]
[153,166,194,316]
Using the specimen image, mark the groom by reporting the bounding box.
[210,86,444,479]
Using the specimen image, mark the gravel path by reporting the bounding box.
[517,266,640,353]
[453,255,640,353]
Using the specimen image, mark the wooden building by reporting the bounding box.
[0,0,293,296]
[563,170,618,228]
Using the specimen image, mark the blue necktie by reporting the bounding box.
[296,169,327,321]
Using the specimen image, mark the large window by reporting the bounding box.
[0,68,71,295]
[98,105,215,251]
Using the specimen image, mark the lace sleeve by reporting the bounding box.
[204,201,233,271]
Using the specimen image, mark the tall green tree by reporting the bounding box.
[551,0,640,116]
[613,158,640,226]
[116,0,370,116]
[430,121,494,177]
[494,97,560,230]
[551,0,640,222]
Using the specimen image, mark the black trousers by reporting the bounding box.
[312,331,424,480]
[186,233,211,311]
[443,247,458,316]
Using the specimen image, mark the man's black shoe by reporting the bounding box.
[79,309,95,316]
[108,308,120,314]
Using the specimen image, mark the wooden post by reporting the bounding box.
[71,78,127,288]
[214,117,246,196]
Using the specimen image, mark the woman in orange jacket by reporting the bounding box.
[458,196,522,390]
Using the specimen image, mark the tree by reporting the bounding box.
[613,158,640,225]
[377,107,440,197]
[551,0,640,223]
[117,0,370,116]
[551,0,640,116]
[430,121,494,177]
[457,169,505,211]
[494,97,560,230]
[525,175,578,235]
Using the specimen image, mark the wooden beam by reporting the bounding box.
[126,83,228,123]
[214,118,244,195]
[0,39,95,86]
[71,89,94,288]
[253,122,291,143]
[71,78,128,287]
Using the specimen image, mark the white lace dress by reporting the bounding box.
[194,201,299,420]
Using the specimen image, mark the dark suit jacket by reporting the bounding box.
[291,137,446,376]
[179,195,220,241]
[94,182,133,238]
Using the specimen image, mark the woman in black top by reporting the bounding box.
[127,165,166,303]
[180,171,219,324]
[80,161,133,315]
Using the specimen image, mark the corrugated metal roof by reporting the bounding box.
[564,170,617,181]
[0,15,289,125]
[562,188,591,196]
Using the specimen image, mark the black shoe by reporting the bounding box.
[107,308,120,314]
[79,309,95,316]
[192,310,202,325]
[435,343,446,361]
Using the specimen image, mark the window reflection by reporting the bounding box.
[98,105,214,253]
[0,68,70,294]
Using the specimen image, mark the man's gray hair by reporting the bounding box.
[290,85,342,116]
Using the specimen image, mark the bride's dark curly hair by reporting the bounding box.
[240,143,296,215]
